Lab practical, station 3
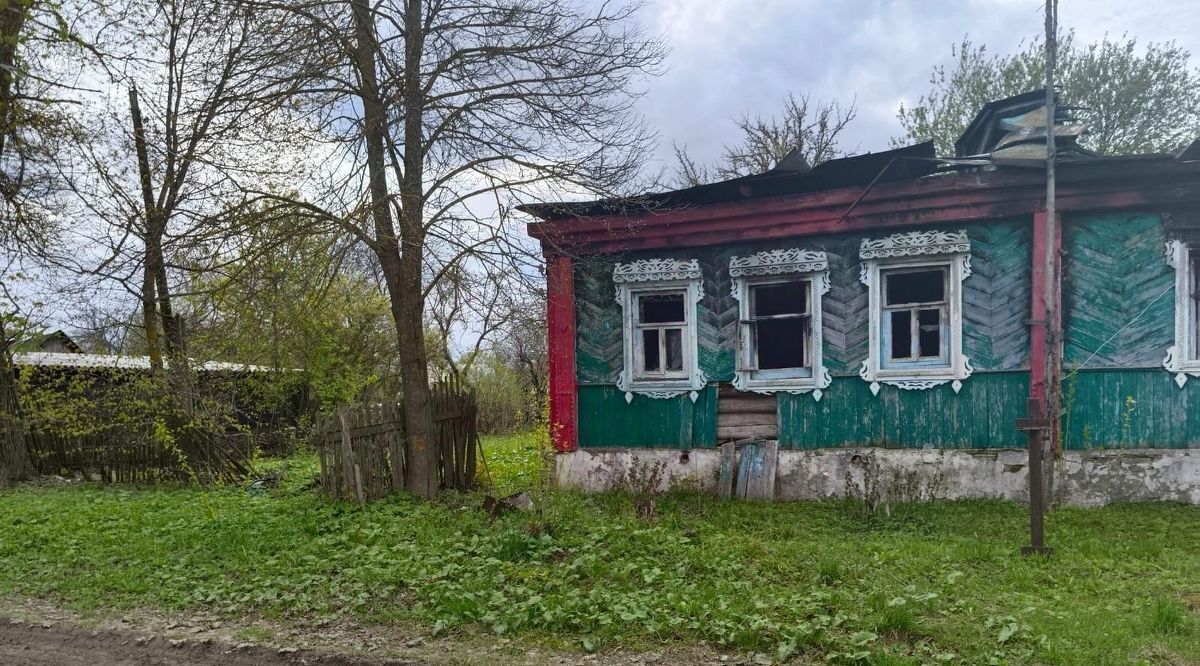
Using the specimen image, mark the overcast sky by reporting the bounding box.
[635,0,1200,172]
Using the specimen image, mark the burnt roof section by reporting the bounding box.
[954,89,1072,157]
[519,141,937,220]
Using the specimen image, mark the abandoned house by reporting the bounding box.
[522,91,1200,506]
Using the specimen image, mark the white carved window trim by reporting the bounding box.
[1163,240,1200,387]
[859,230,974,396]
[614,258,707,402]
[730,249,832,400]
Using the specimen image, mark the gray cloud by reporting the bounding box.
[634,0,1200,170]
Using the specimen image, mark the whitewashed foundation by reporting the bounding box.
[553,447,1200,507]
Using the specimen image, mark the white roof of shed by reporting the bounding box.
[12,352,275,373]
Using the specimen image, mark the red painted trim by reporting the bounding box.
[529,163,1200,254]
[546,254,578,452]
[1029,212,1050,401]
[1029,211,1063,447]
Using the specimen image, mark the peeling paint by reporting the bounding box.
[555,447,1200,507]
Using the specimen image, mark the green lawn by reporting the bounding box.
[0,432,1196,665]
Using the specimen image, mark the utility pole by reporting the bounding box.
[1023,0,1058,557]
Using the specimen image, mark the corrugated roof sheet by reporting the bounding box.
[13,352,277,373]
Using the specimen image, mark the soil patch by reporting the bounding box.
[0,618,415,666]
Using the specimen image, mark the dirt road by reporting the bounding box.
[0,619,415,666]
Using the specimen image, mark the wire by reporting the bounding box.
[1061,282,1175,382]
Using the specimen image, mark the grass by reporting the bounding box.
[0,432,1195,665]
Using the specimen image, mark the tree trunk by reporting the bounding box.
[0,318,31,486]
[350,0,437,497]
[0,1,29,168]
[128,87,164,369]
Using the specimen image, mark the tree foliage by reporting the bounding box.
[895,33,1200,156]
[186,209,396,408]
[674,93,857,187]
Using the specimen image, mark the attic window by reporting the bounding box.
[730,249,831,399]
[859,230,973,395]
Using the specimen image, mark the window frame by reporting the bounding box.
[879,265,951,369]
[614,258,706,402]
[730,248,831,400]
[632,290,689,380]
[859,230,973,395]
[1163,240,1200,387]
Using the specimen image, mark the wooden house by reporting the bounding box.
[523,92,1200,506]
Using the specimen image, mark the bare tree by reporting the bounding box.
[59,0,307,381]
[674,93,857,187]
[246,0,664,497]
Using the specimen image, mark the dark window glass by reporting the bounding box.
[639,293,685,323]
[642,329,660,371]
[886,269,945,305]
[665,329,683,371]
[756,318,807,369]
[1193,254,1200,358]
[917,309,941,357]
[752,282,807,317]
[890,310,912,359]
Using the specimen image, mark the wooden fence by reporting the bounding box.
[25,424,253,484]
[314,378,479,503]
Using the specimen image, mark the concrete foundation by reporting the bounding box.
[553,446,1200,507]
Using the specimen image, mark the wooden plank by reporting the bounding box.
[717,424,778,441]
[717,442,735,501]
[717,396,778,414]
[737,440,777,502]
[716,412,778,427]
[547,254,579,452]
[338,408,355,501]
[735,443,759,500]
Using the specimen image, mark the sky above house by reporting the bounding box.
[634,0,1200,174]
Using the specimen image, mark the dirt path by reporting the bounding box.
[0,618,415,666]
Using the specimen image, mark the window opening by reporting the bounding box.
[1192,250,1199,360]
[634,291,686,377]
[882,267,948,363]
[747,281,810,370]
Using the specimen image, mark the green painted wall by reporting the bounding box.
[577,385,717,448]
[778,373,1029,449]
[1062,213,1175,367]
[575,220,1032,384]
[573,212,1200,450]
[1062,369,1200,449]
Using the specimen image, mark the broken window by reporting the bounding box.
[881,267,949,367]
[744,280,811,372]
[633,291,688,377]
[729,248,829,396]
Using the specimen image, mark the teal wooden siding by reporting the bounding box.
[1062,369,1200,449]
[574,212,1199,450]
[577,385,717,448]
[575,220,1032,383]
[1062,213,1175,367]
[778,373,1029,449]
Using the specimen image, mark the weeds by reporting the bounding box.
[0,435,1195,664]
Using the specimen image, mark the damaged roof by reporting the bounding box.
[520,91,1200,223]
[518,141,937,220]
